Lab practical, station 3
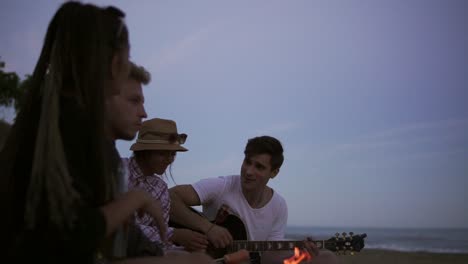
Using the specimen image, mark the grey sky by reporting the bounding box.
[1,0,467,228]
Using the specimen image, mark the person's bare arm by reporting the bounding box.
[169,185,210,232]
[100,189,166,240]
[170,228,209,251]
[169,184,232,248]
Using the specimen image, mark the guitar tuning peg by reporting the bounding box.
[349,232,354,237]
[342,232,347,237]
[335,232,340,238]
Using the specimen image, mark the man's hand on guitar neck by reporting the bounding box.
[304,237,320,257]
[205,223,233,249]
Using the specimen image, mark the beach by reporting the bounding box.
[338,249,468,264]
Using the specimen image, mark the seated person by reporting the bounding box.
[124,118,209,253]
[169,136,339,263]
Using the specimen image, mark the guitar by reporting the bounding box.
[170,208,367,259]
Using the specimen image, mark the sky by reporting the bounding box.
[1,0,467,229]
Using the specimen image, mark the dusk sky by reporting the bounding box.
[1,0,467,229]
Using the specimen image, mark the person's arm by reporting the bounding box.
[100,189,166,240]
[169,185,210,233]
[170,228,209,251]
[133,218,167,244]
[131,179,172,244]
[262,200,339,264]
[169,184,232,248]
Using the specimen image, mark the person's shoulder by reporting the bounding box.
[194,175,238,191]
[224,174,240,181]
[200,174,239,183]
[223,174,241,186]
[271,188,287,205]
[153,174,168,185]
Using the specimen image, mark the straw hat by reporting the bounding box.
[130,118,188,152]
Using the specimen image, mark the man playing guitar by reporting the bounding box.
[170,136,339,263]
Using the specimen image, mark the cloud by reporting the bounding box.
[2,26,43,76]
[314,117,468,167]
[365,118,468,141]
[252,122,299,136]
[150,24,220,73]
[176,151,240,181]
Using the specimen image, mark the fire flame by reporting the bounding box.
[283,247,312,264]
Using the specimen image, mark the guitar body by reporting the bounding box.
[206,214,248,258]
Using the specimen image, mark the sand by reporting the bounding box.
[337,249,468,264]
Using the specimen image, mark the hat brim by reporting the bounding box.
[130,143,188,152]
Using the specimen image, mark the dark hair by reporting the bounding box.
[134,150,177,184]
[0,1,129,231]
[244,135,284,171]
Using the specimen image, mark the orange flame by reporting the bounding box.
[283,247,312,264]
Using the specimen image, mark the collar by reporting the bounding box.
[128,156,145,181]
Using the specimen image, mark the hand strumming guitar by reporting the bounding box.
[205,223,233,248]
[171,228,209,251]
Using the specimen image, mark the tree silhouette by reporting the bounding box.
[0,57,30,112]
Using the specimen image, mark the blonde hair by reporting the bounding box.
[129,61,151,85]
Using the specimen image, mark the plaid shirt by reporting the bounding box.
[124,157,174,248]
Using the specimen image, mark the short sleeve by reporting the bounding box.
[192,176,228,204]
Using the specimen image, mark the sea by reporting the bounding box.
[285,226,468,254]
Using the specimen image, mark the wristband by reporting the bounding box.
[205,223,215,234]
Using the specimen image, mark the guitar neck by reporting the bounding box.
[228,239,327,252]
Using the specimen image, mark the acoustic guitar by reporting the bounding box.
[169,207,367,259]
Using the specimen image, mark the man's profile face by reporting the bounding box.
[106,78,147,140]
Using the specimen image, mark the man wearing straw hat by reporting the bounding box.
[123,118,210,254]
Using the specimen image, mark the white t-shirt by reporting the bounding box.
[192,175,288,241]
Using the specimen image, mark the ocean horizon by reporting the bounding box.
[285,226,468,254]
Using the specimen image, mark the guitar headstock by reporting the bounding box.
[325,232,367,255]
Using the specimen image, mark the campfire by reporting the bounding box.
[283,247,312,264]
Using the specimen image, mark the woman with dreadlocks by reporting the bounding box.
[0,2,211,264]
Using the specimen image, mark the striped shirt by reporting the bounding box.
[123,157,174,249]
